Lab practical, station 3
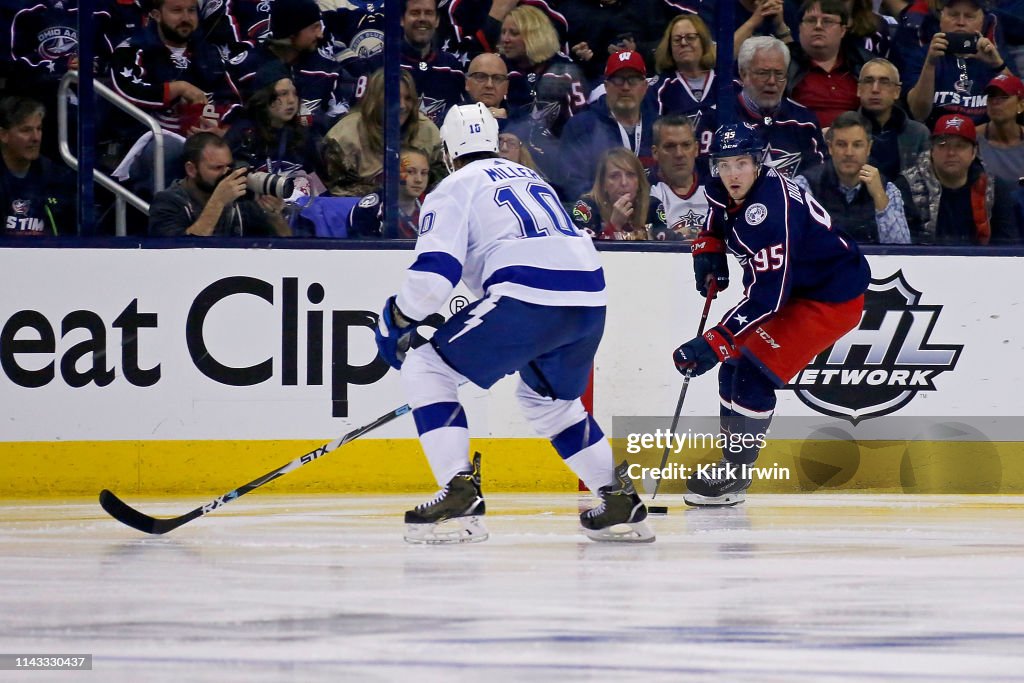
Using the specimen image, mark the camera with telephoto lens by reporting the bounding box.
[944,32,979,55]
[230,161,295,198]
[246,171,294,198]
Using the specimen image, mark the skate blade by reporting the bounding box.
[404,516,489,545]
[582,521,656,544]
[683,492,746,507]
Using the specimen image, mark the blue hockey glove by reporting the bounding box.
[672,325,737,376]
[375,296,419,370]
[692,232,729,298]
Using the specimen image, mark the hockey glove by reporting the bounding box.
[692,233,729,298]
[672,325,737,377]
[375,296,419,370]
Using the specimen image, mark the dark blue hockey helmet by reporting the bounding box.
[709,123,768,175]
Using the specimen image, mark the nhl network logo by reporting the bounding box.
[787,271,963,424]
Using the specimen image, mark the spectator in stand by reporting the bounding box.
[559,0,700,83]
[320,2,385,71]
[348,146,431,239]
[8,0,119,159]
[463,53,511,121]
[570,147,669,241]
[446,0,568,62]
[199,0,272,52]
[111,0,242,136]
[787,0,873,129]
[840,0,895,58]
[497,131,546,178]
[224,62,325,203]
[906,0,1013,125]
[795,111,914,244]
[323,68,443,197]
[148,132,292,237]
[651,13,719,157]
[857,58,931,180]
[901,114,996,244]
[560,50,658,200]
[108,0,243,201]
[231,0,353,132]
[648,115,709,242]
[499,5,588,133]
[734,36,828,178]
[976,73,1024,183]
[977,72,1024,243]
[399,0,467,128]
[0,97,75,238]
[730,0,801,56]
[884,0,1008,101]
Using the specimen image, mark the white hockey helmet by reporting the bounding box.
[439,103,500,172]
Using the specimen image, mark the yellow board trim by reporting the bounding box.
[0,439,578,497]
[3,438,1024,497]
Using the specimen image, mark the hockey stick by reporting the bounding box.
[99,404,412,535]
[651,280,718,501]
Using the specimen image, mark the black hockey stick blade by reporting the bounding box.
[99,489,200,534]
[98,403,412,535]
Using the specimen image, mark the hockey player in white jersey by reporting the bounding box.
[376,103,654,545]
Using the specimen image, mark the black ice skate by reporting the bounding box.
[404,452,488,544]
[683,458,751,507]
[580,461,655,543]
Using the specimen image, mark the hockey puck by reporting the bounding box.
[648,505,669,515]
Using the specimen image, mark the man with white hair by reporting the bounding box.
[375,103,654,545]
[735,35,827,178]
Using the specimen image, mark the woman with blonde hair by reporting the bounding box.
[570,147,669,241]
[500,4,587,136]
[651,13,718,153]
[323,68,443,196]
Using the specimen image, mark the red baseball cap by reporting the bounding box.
[984,73,1024,98]
[931,114,977,143]
[605,50,647,78]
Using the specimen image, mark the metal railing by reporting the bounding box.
[58,71,164,236]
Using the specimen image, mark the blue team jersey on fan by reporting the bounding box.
[396,157,606,322]
[929,57,1002,124]
[704,168,870,338]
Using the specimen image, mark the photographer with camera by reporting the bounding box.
[148,132,293,237]
[907,0,1011,126]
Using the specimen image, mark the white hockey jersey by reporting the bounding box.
[396,158,607,322]
[649,176,710,243]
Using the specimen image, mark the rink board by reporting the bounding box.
[1,247,1022,495]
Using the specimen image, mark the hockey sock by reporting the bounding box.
[403,345,473,486]
[725,357,777,466]
[515,379,614,492]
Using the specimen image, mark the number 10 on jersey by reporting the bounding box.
[495,184,579,238]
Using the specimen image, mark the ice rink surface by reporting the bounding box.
[2,493,1024,683]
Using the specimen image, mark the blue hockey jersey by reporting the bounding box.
[704,167,870,338]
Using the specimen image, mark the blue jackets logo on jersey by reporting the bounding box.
[786,271,963,424]
[744,203,768,226]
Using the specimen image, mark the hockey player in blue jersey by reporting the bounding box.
[672,123,871,506]
[376,103,654,544]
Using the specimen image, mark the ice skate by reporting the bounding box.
[683,458,751,507]
[404,452,488,544]
[580,461,655,543]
